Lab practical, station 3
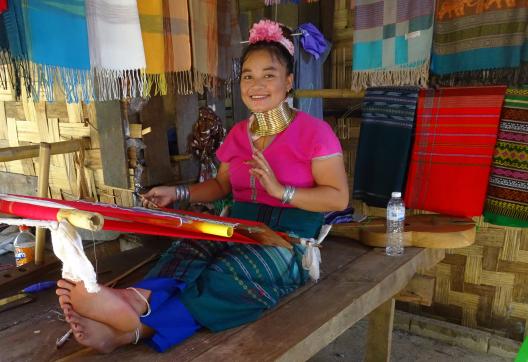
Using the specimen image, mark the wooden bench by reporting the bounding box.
[0,237,444,362]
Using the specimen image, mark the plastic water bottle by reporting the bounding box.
[13,225,35,267]
[386,192,405,256]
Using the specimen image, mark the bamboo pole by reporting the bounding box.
[35,142,51,265]
[0,139,88,162]
[294,88,365,99]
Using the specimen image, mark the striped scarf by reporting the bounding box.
[138,0,166,95]
[405,86,506,217]
[353,86,419,207]
[432,0,528,86]
[484,89,528,227]
[86,0,146,100]
[163,0,193,94]
[352,0,435,90]
[189,0,218,93]
[2,0,92,102]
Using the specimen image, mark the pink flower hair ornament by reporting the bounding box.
[248,20,294,56]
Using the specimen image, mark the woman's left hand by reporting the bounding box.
[247,150,284,199]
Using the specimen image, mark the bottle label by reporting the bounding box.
[387,208,405,221]
[15,246,34,267]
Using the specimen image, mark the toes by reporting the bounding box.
[57,279,75,290]
[74,331,84,341]
[58,295,71,307]
[55,287,70,297]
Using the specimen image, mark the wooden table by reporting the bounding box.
[0,237,444,362]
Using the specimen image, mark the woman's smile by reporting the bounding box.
[240,49,293,113]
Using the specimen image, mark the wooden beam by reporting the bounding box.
[0,139,88,162]
[365,298,395,362]
[95,101,129,189]
[294,89,365,99]
[35,142,51,265]
[396,274,435,306]
[140,96,173,186]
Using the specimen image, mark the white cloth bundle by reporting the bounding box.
[300,224,332,282]
[50,220,100,293]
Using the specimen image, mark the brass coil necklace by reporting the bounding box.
[250,102,296,137]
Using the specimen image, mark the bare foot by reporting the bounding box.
[56,279,149,332]
[66,310,135,353]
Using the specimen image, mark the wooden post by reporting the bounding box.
[35,142,51,265]
[365,298,395,362]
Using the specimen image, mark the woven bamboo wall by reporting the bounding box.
[328,115,528,341]
[0,81,135,206]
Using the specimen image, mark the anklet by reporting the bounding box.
[132,327,141,344]
[126,287,151,317]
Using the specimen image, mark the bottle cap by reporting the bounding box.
[391,192,402,198]
[19,225,29,232]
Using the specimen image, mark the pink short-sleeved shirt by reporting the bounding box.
[216,111,342,207]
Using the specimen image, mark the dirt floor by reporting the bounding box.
[310,318,510,362]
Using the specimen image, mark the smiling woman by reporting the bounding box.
[56,19,349,355]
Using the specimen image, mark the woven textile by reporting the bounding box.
[432,0,528,85]
[352,0,435,90]
[0,15,9,88]
[404,86,507,217]
[353,86,419,208]
[2,0,92,102]
[189,0,218,93]
[138,0,166,95]
[484,89,528,227]
[163,0,192,94]
[147,201,321,333]
[0,0,6,14]
[86,0,146,100]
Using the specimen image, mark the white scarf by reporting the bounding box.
[86,0,146,100]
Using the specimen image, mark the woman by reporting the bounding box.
[56,20,348,353]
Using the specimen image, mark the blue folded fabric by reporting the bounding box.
[135,278,200,352]
[324,207,354,225]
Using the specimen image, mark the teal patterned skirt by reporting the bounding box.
[145,202,323,332]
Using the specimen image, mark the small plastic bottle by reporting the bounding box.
[386,192,405,256]
[13,225,35,267]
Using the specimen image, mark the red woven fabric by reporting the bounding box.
[404,86,507,217]
[0,0,6,14]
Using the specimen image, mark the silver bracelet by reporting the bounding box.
[281,185,296,204]
[175,185,191,202]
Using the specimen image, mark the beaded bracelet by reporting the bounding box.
[281,185,296,204]
[175,185,191,202]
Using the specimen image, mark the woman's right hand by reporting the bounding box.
[141,186,176,208]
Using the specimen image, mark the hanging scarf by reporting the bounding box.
[0,15,10,89]
[138,0,166,96]
[484,89,528,227]
[21,0,92,102]
[432,1,528,86]
[351,0,435,90]
[163,0,192,94]
[352,86,419,207]
[2,0,33,98]
[404,86,507,217]
[85,0,146,101]
[189,0,218,93]
[0,0,6,14]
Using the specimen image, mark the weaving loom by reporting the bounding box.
[0,194,292,249]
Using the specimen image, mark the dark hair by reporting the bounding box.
[240,25,294,75]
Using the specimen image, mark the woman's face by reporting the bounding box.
[240,49,293,113]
